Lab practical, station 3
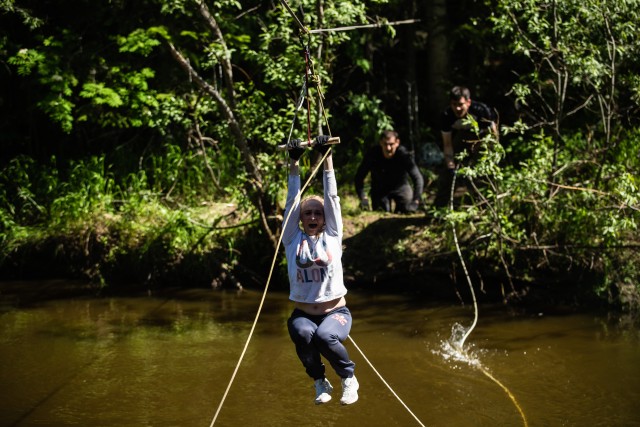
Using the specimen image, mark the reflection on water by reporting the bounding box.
[1,280,639,427]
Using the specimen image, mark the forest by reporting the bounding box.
[1,0,639,311]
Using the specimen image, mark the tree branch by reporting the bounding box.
[197,0,236,107]
[166,41,278,247]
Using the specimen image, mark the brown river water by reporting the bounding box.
[1,280,639,427]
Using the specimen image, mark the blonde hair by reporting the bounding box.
[300,194,324,211]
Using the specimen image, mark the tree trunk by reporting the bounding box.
[425,0,449,129]
[404,0,419,153]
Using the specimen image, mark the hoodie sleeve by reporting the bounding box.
[323,170,342,239]
[282,174,302,245]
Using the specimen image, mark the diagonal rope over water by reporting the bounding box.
[348,336,426,427]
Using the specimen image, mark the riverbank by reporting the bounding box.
[1,195,638,312]
[341,211,617,311]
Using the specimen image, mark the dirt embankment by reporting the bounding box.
[339,211,625,310]
[3,204,634,311]
[340,212,487,302]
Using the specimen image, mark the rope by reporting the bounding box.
[286,78,309,142]
[447,168,528,427]
[209,30,334,423]
[348,336,427,427]
[448,170,478,351]
[303,46,313,144]
[209,162,428,427]
[478,365,529,427]
[208,66,313,425]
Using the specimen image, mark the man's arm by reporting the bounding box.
[354,151,371,209]
[441,131,455,169]
[489,121,498,137]
[401,150,423,202]
[475,102,498,138]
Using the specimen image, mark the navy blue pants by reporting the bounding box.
[287,306,356,380]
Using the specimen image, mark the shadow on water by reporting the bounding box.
[1,280,639,427]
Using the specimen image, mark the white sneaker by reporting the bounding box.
[340,376,359,405]
[314,378,333,405]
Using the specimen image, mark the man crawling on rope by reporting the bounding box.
[282,134,359,405]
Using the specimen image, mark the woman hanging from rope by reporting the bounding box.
[283,134,359,406]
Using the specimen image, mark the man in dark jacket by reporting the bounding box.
[434,86,497,207]
[354,130,424,213]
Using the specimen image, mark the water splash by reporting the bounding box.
[430,323,529,427]
[432,322,483,367]
[449,322,469,352]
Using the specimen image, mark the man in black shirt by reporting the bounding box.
[354,130,424,213]
[434,86,497,207]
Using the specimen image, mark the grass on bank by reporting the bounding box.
[1,134,639,311]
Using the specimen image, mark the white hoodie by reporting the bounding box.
[282,170,347,303]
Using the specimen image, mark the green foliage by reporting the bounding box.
[3,0,396,203]
[80,83,124,108]
[0,146,251,285]
[8,36,79,132]
[3,0,637,306]
[0,0,42,29]
[117,27,169,56]
[78,66,167,129]
[434,118,639,306]
[337,93,395,179]
[491,0,640,136]
[49,156,116,228]
[473,0,640,306]
[345,93,395,142]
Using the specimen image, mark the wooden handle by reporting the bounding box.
[277,136,340,151]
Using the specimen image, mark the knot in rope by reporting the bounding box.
[306,72,321,88]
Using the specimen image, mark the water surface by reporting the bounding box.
[1,281,638,427]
